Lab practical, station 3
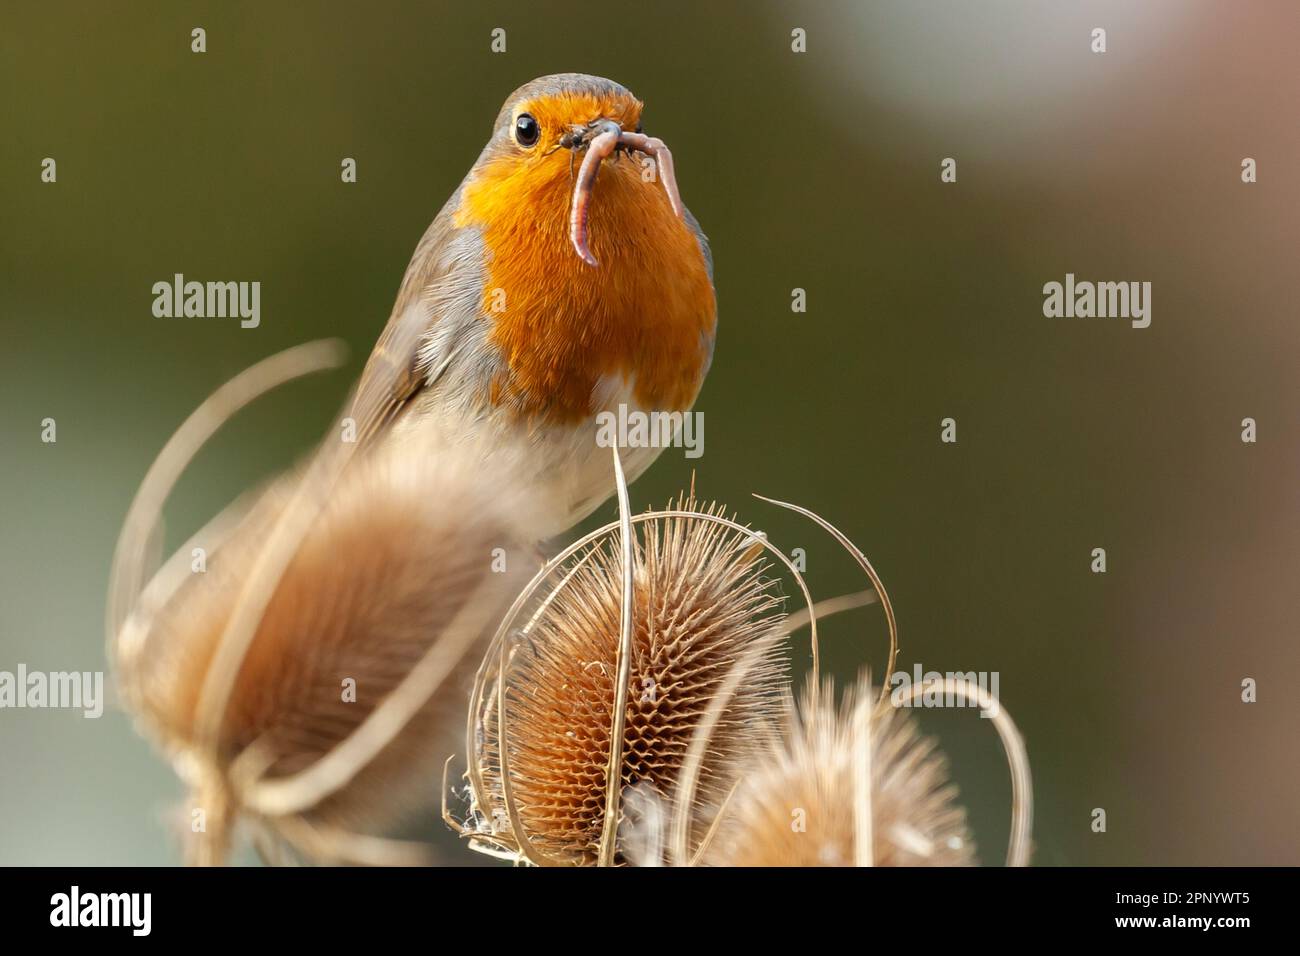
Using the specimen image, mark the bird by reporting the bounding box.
[348,73,717,536]
[108,75,716,863]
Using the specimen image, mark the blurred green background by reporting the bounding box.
[2,0,1297,865]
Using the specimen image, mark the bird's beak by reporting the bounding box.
[566,119,685,267]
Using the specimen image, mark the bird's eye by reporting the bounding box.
[514,113,540,148]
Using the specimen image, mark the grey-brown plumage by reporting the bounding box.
[344,73,715,537]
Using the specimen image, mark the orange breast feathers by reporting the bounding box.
[453,108,715,426]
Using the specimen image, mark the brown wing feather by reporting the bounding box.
[348,197,465,447]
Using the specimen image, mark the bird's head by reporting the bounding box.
[456,73,687,267]
[443,74,714,429]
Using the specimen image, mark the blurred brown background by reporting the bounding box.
[1,0,1296,865]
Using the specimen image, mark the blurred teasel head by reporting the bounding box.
[109,343,541,865]
[687,675,977,867]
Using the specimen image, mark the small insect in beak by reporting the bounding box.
[567,119,685,267]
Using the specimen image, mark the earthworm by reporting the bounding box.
[569,125,685,267]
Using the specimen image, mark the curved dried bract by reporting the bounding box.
[656,500,1032,867]
[753,494,899,709]
[113,369,539,865]
[893,676,1034,867]
[692,676,976,867]
[108,340,348,679]
[460,493,792,866]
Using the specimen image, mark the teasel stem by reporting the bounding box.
[186,771,234,867]
[851,691,874,866]
[595,444,636,866]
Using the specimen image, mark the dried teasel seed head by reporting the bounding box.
[115,432,539,864]
[466,497,790,865]
[696,675,976,867]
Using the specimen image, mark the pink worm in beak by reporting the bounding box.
[569,128,685,267]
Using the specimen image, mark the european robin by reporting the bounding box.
[108,75,715,862]
[349,73,716,534]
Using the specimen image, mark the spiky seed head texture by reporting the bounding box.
[119,434,538,859]
[473,499,789,864]
[698,676,976,866]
